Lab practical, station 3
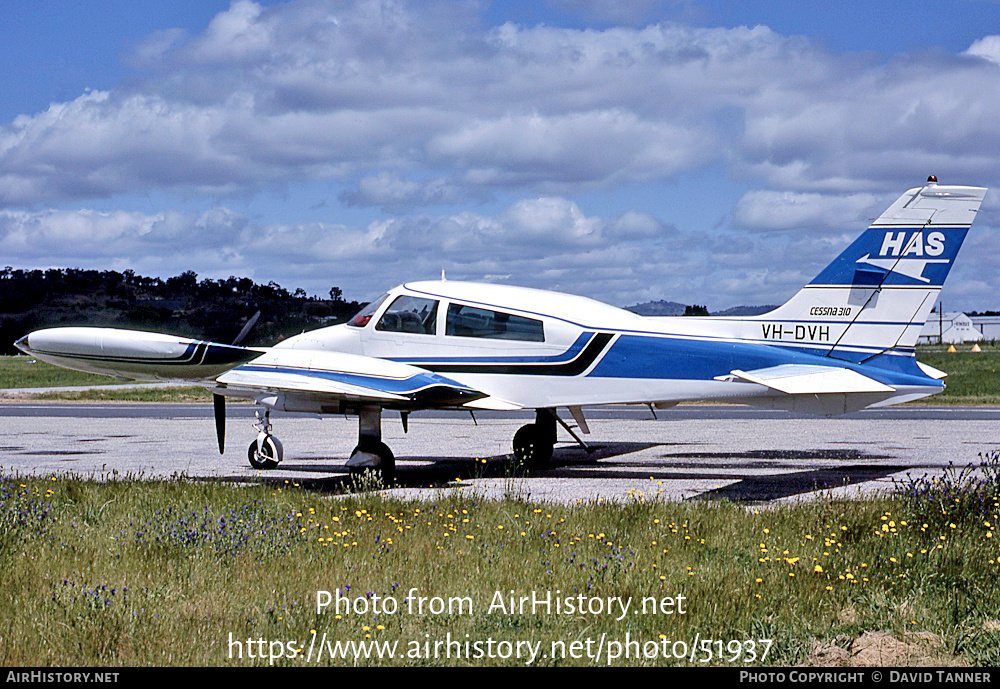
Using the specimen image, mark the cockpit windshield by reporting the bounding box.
[346,293,390,328]
[376,295,439,335]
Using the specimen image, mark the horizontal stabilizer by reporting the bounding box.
[916,361,947,380]
[719,364,895,395]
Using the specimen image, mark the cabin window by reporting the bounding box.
[445,303,544,342]
[346,293,390,328]
[375,296,439,335]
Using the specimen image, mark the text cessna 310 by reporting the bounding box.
[14,178,988,480]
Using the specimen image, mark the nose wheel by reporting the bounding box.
[248,435,283,470]
[247,408,283,470]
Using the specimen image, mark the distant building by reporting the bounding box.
[971,315,1000,341]
[918,312,985,344]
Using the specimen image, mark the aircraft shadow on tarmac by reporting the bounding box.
[692,465,908,502]
[250,441,656,493]
[659,448,908,502]
[227,442,908,503]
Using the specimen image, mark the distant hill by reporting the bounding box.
[0,267,361,355]
[623,300,688,316]
[711,304,780,317]
[624,300,778,317]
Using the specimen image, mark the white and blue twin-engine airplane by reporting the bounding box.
[14,178,988,479]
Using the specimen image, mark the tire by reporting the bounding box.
[248,435,282,470]
[512,423,553,469]
[349,439,396,485]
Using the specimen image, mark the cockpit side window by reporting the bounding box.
[375,296,439,335]
[445,303,544,342]
[346,293,390,328]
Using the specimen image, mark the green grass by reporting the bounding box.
[0,355,215,401]
[911,343,1000,404]
[29,386,215,402]
[0,355,124,389]
[3,468,999,666]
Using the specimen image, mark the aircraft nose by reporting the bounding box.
[13,334,31,354]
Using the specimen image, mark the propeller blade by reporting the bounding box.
[232,310,261,346]
[213,393,226,454]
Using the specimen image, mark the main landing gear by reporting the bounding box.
[244,405,395,484]
[512,408,593,469]
[344,406,396,484]
[243,405,578,479]
[512,409,557,469]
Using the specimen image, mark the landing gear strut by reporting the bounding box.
[247,408,283,470]
[345,405,395,484]
[512,409,557,469]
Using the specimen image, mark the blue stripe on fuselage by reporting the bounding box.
[586,334,940,389]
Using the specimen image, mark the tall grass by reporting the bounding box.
[2,465,999,666]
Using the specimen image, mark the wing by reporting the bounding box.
[214,348,514,412]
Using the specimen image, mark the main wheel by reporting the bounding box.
[512,423,553,469]
[348,439,396,485]
[247,435,283,470]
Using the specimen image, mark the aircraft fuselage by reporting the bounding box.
[275,279,942,414]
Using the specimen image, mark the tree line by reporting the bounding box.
[0,267,362,354]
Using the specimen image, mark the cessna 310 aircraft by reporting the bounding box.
[14,178,988,480]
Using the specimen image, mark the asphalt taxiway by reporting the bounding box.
[3,401,998,504]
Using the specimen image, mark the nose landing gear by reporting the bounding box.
[247,408,283,470]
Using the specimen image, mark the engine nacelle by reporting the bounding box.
[15,327,260,381]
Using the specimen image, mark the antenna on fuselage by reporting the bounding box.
[441,269,447,281]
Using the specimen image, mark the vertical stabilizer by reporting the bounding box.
[753,179,987,365]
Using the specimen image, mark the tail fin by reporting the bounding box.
[756,178,987,364]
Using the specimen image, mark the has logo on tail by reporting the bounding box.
[856,230,950,283]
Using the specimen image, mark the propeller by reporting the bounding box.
[214,310,261,454]
[232,310,261,346]
[214,393,226,454]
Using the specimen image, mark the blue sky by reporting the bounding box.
[3,0,1000,310]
